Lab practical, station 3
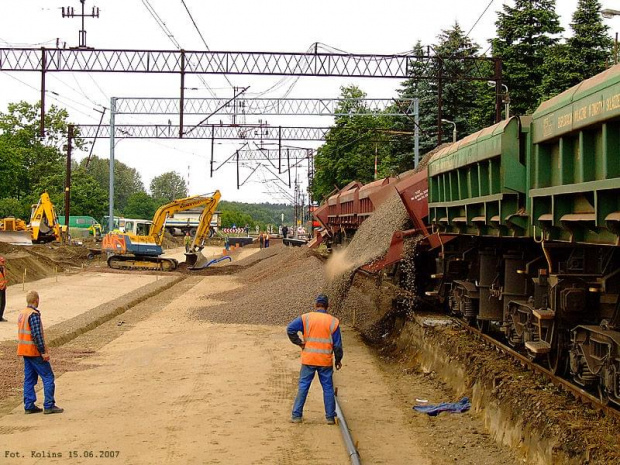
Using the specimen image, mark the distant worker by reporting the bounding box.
[184,231,192,253]
[259,232,264,249]
[264,232,270,248]
[0,256,7,322]
[287,294,343,425]
[17,290,63,414]
[282,225,289,239]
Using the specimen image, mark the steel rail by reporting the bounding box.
[455,320,620,421]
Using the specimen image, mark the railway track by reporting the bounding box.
[453,319,620,422]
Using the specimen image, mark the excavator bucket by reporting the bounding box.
[0,230,32,245]
[185,251,210,269]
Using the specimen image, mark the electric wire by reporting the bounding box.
[179,0,234,90]
[1,72,98,121]
[141,0,218,99]
[466,0,495,38]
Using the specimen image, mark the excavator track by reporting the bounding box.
[107,255,178,272]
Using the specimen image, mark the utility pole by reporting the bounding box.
[62,0,100,49]
[65,125,74,235]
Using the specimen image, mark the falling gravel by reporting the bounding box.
[323,190,409,319]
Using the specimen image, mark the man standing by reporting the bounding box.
[184,231,192,253]
[0,256,7,322]
[17,290,63,414]
[287,294,342,424]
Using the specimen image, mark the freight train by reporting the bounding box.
[312,64,620,407]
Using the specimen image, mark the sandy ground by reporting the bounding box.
[0,273,171,343]
[0,273,433,465]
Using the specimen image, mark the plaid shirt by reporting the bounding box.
[27,307,46,354]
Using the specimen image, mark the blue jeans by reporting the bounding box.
[292,364,335,419]
[23,356,56,410]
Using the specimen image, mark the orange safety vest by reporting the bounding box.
[0,268,7,290]
[301,311,339,367]
[17,307,43,357]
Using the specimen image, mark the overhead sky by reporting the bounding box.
[0,0,604,204]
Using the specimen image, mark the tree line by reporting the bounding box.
[0,101,193,222]
[0,1,612,216]
[311,0,613,200]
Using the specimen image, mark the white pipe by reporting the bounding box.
[335,394,362,465]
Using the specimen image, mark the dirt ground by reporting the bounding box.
[0,246,523,465]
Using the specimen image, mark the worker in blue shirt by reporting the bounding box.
[287,294,343,424]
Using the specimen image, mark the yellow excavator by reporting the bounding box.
[30,192,65,243]
[0,193,65,245]
[102,191,221,271]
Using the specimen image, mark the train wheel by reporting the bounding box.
[546,332,568,376]
[476,319,490,333]
[598,383,610,406]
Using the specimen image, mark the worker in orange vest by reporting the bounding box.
[287,294,343,424]
[17,290,63,414]
[0,256,7,322]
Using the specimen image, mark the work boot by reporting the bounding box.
[326,417,336,425]
[24,405,43,414]
[0,318,7,322]
[290,416,302,424]
[44,406,64,415]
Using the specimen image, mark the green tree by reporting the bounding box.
[310,85,392,201]
[124,192,158,219]
[150,171,188,202]
[0,197,30,219]
[389,41,437,171]
[541,0,612,98]
[492,0,563,115]
[0,101,71,203]
[81,155,145,213]
[433,23,486,139]
[68,170,109,219]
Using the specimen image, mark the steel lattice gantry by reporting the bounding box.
[1,48,425,77]
[212,147,313,189]
[78,124,329,140]
[0,47,504,138]
[114,97,416,116]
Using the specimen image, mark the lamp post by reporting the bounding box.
[488,81,510,119]
[602,9,620,64]
[441,119,457,143]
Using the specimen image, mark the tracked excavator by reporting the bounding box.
[102,191,221,271]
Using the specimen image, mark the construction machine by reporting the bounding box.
[0,217,31,245]
[0,193,65,245]
[184,192,222,269]
[102,191,221,271]
[29,192,65,243]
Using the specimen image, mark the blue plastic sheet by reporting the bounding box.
[413,397,471,416]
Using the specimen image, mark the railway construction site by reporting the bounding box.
[0,226,618,465]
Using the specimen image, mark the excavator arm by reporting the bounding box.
[148,192,221,246]
[30,192,63,243]
[188,191,221,252]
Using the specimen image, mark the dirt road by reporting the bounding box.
[0,274,422,464]
[0,247,520,464]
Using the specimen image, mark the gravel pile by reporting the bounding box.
[323,190,409,319]
[191,246,325,325]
